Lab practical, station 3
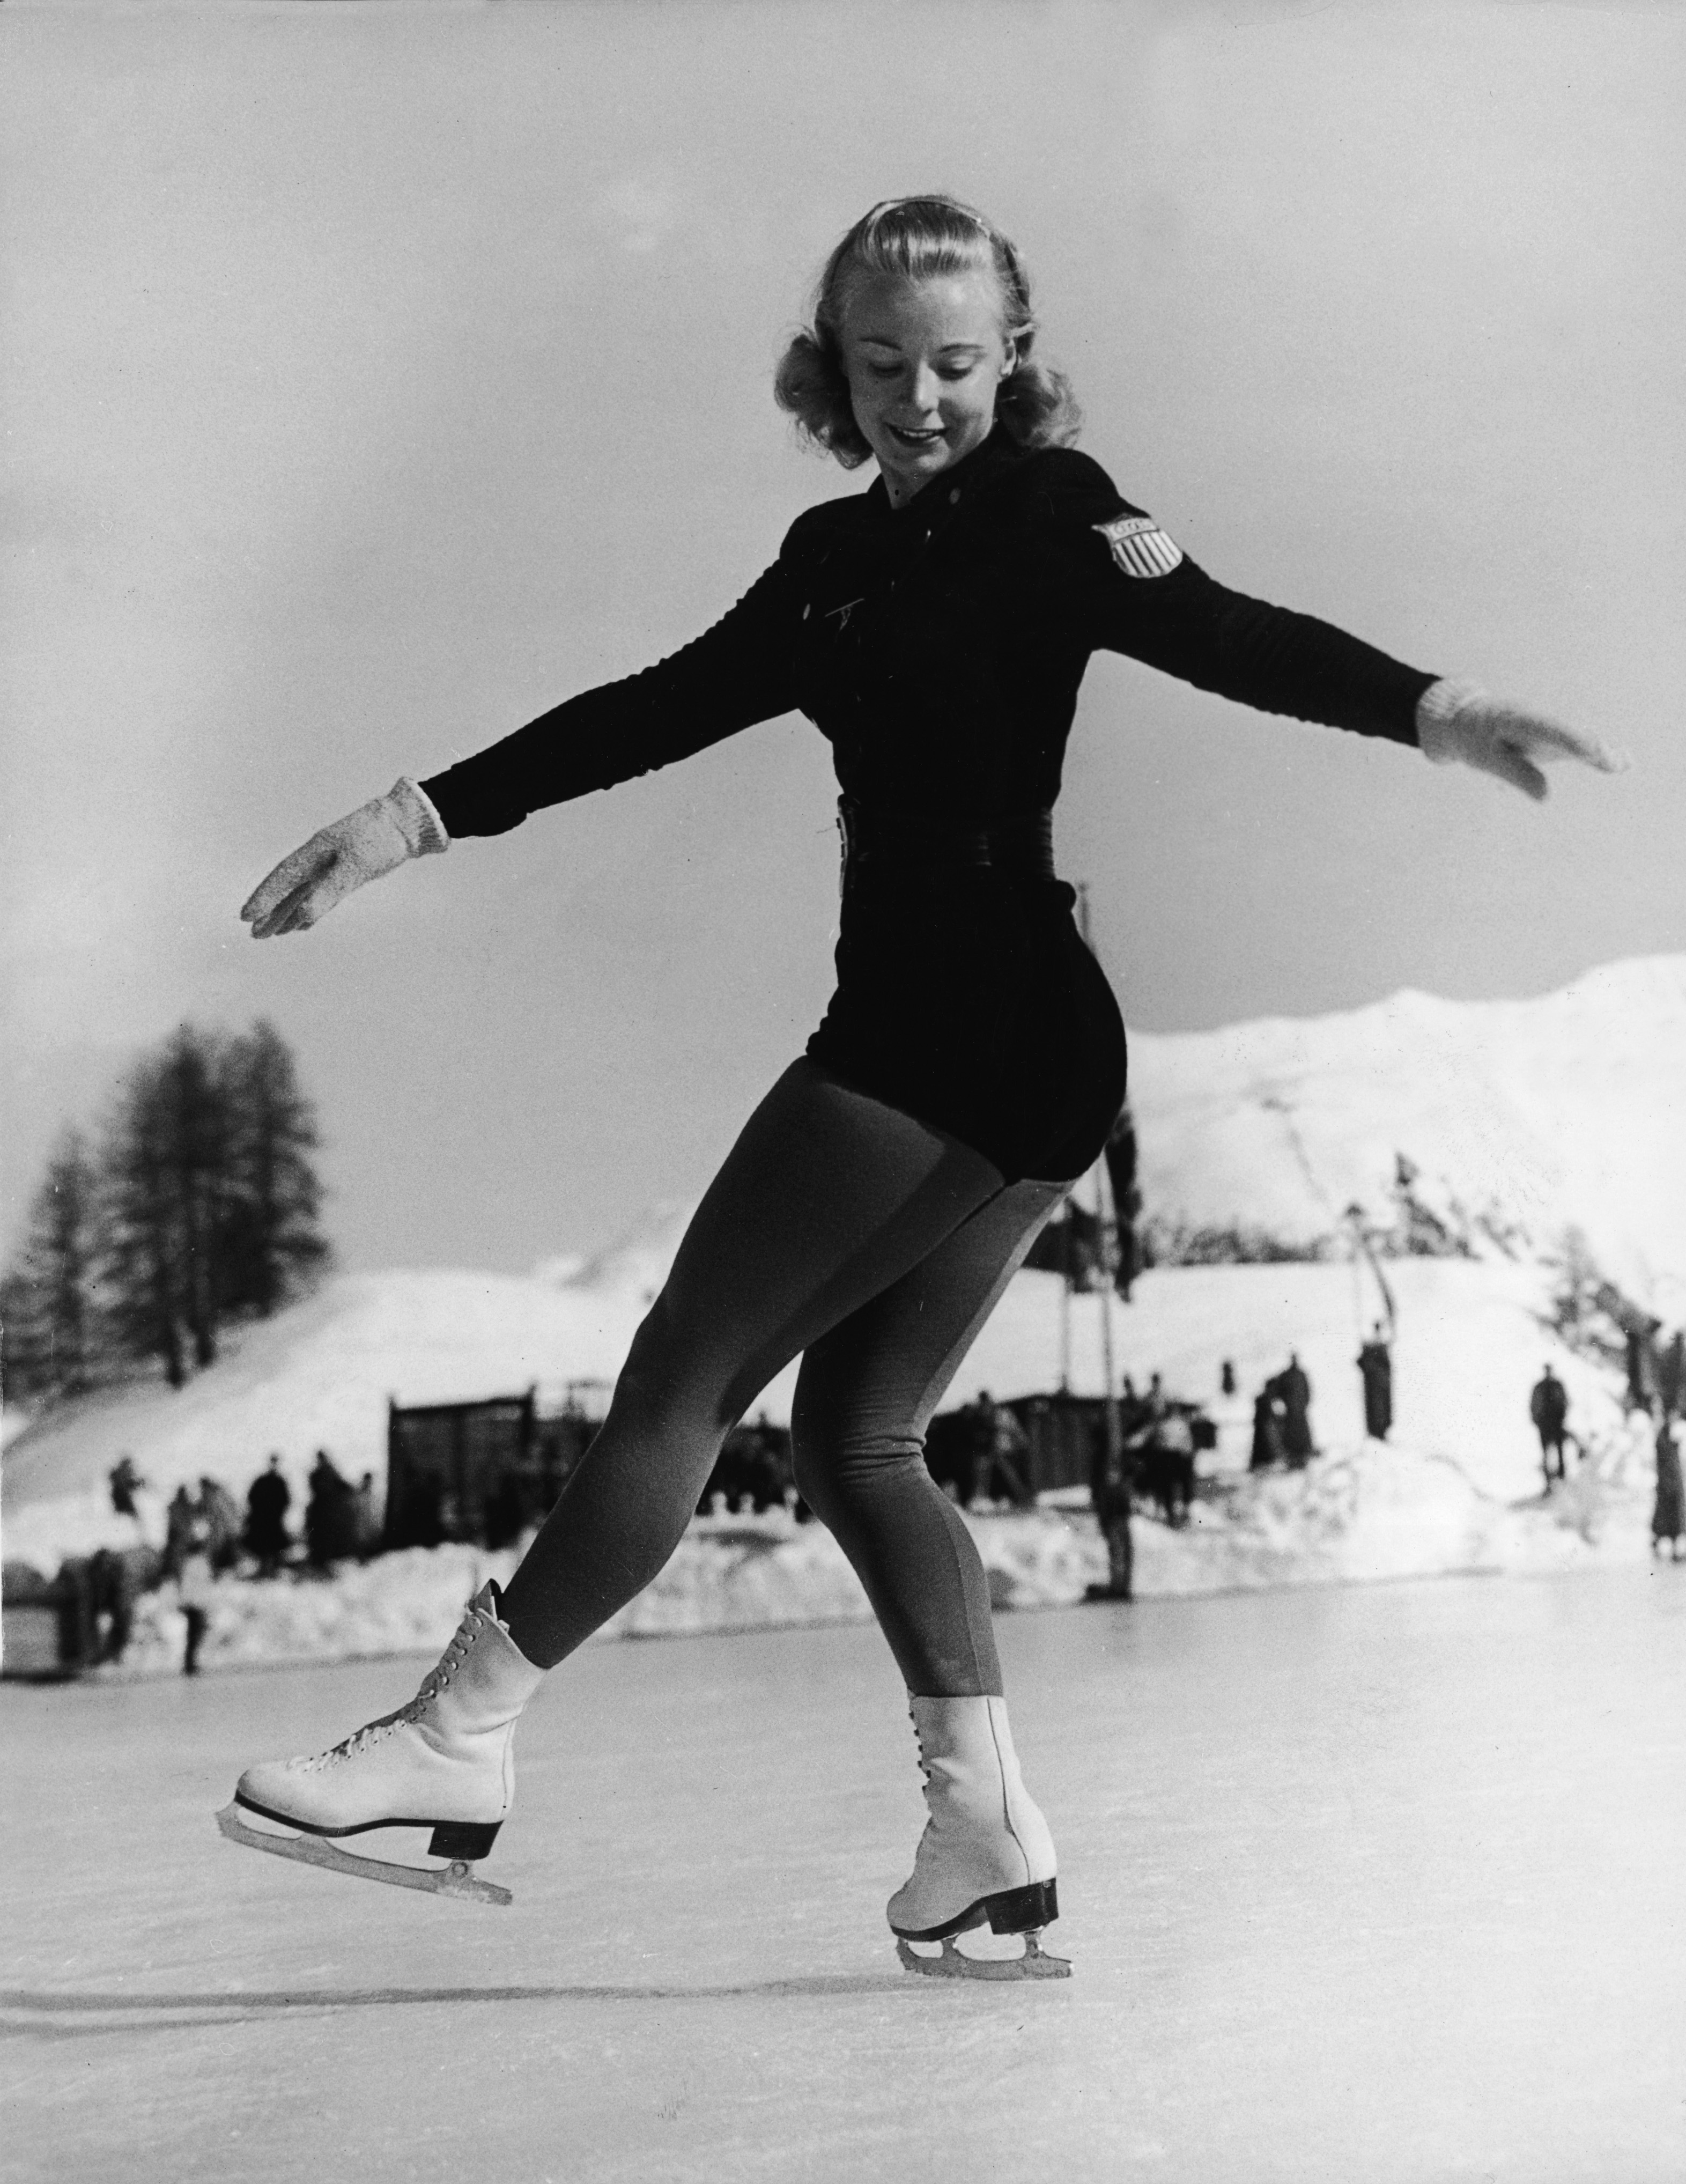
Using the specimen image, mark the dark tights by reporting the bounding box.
[499,1060,1066,1695]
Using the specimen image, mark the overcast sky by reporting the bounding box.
[3,0,1681,1278]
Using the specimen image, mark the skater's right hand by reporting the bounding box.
[241,779,449,938]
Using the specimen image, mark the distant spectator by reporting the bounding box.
[245,1455,292,1578]
[1250,1384,1287,1471]
[1085,1408,1136,1602]
[1625,1327,1657,1414]
[1357,1325,1393,1442]
[1652,1416,1683,1562]
[1658,1331,1685,1420]
[164,1485,200,1581]
[87,1547,134,1664]
[1278,1354,1315,1466]
[352,1472,382,1562]
[304,1450,358,1569]
[1150,1405,1195,1527]
[966,1392,1031,1509]
[1529,1367,1570,1489]
[198,1477,244,1574]
[108,1456,145,1520]
[176,1507,215,1675]
[1219,1359,1237,1398]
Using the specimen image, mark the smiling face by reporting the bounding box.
[837,266,1016,506]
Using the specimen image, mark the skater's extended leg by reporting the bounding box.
[789,1177,1067,1696]
[227,1060,1004,1884]
[498,1060,1005,1667]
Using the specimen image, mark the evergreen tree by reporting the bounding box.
[14,1018,330,1394]
[102,1037,206,1386]
[0,1130,104,1399]
[217,1019,329,1317]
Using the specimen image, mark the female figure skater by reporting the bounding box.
[227,197,1621,1976]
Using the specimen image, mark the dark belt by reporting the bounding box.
[837,798,1056,884]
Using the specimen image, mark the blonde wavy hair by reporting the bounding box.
[773,196,1081,468]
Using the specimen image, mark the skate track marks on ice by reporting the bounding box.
[4,1571,1684,2184]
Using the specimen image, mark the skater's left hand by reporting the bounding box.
[1415,681,1629,802]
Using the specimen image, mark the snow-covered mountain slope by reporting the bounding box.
[1128,955,1685,1315]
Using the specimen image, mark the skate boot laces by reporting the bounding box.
[295,1604,482,1771]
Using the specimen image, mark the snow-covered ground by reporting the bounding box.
[51,1408,1662,1683]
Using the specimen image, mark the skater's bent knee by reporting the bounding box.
[792,1433,929,1514]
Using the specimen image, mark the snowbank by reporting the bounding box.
[87,1426,1658,1680]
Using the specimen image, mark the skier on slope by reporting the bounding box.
[225,196,1623,1979]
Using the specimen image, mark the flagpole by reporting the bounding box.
[1076,883,1123,1475]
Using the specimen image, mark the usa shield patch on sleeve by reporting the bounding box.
[1095,513,1184,578]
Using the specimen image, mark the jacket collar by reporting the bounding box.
[864,426,1026,522]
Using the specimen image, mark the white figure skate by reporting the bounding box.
[889,1694,1070,1981]
[217,1581,543,1907]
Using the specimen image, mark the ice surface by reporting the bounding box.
[4,1571,1683,2183]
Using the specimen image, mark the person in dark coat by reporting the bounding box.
[304,1450,358,1570]
[1085,1407,1136,1601]
[1357,1324,1393,1442]
[1278,1354,1315,1466]
[87,1547,134,1664]
[245,1455,292,1577]
[1251,1383,1287,1471]
[1529,1367,1570,1488]
[1652,1416,1684,1561]
[164,1484,199,1580]
[351,1472,383,1562]
[108,1456,144,1519]
[965,1392,1031,1508]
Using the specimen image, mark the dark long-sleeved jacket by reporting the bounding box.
[423,430,1436,1180]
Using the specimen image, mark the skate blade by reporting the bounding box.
[215,1803,512,1907]
[896,1932,1071,1982]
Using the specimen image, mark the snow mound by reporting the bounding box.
[99,1430,1659,1680]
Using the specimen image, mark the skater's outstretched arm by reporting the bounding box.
[241,537,808,936]
[1022,451,1629,793]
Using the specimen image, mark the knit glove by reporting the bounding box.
[241,778,449,939]
[1415,680,1628,802]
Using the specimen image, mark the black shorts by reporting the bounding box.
[805,870,1128,1185]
